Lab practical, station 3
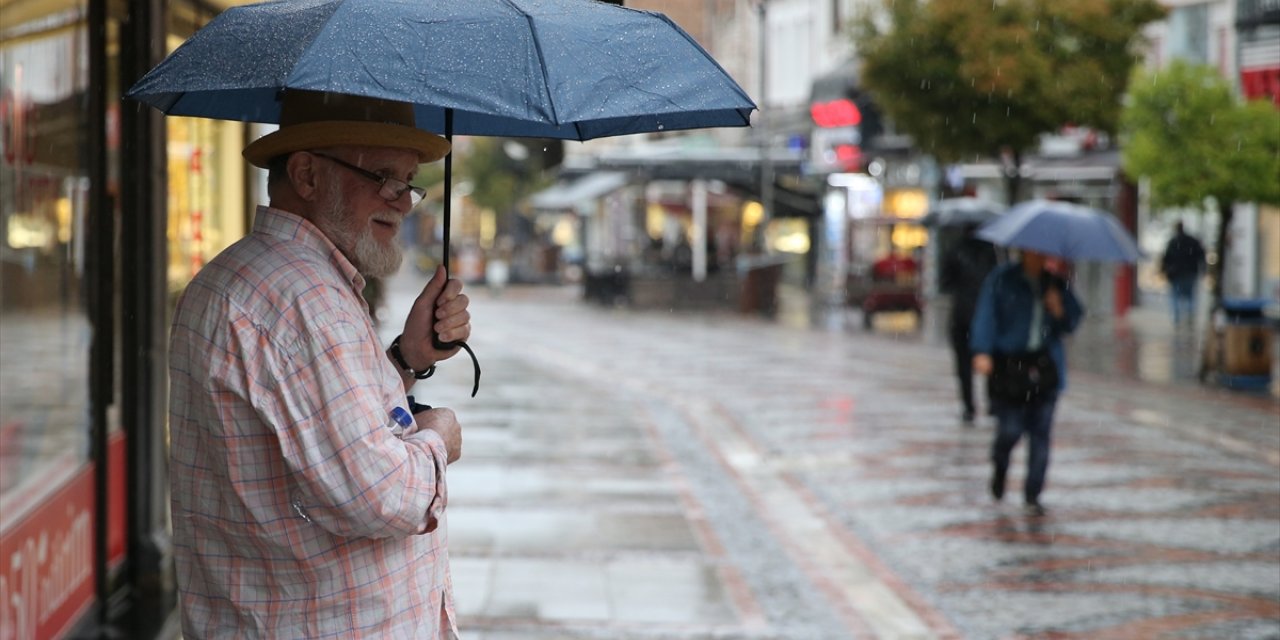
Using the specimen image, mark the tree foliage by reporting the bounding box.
[1122,61,1280,210]
[411,138,553,217]
[1121,60,1280,303]
[458,138,552,219]
[855,0,1164,185]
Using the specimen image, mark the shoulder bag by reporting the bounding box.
[990,350,1059,405]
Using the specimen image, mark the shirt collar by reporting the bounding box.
[252,205,367,293]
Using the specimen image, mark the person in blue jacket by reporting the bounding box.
[970,248,1084,516]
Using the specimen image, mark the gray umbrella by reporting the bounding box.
[920,197,1006,228]
[977,199,1142,263]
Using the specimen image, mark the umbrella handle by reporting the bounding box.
[432,107,480,397]
[433,333,481,397]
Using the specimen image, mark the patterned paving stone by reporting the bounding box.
[1056,518,1280,554]
[1084,562,1280,595]
[380,276,1280,639]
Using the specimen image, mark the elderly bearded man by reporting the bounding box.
[168,90,470,639]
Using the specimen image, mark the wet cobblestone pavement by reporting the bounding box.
[382,275,1279,640]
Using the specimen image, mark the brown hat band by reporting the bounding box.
[242,90,450,167]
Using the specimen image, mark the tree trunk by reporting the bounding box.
[1002,149,1023,205]
[1199,200,1235,382]
[1209,200,1234,310]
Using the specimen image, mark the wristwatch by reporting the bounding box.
[389,335,436,379]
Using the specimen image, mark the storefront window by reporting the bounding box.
[163,22,248,296]
[167,114,246,297]
[0,4,92,502]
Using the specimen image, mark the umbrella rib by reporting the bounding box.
[655,12,757,110]
[280,0,349,94]
[499,0,562,127]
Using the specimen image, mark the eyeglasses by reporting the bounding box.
[310,152,426,205]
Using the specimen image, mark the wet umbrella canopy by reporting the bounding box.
[126,0,756,396]
[125,0,755,139]
[977,199,1142,263]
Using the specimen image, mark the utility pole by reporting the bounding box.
[757,0,773,250]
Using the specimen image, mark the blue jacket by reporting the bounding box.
[969,262,1084,391]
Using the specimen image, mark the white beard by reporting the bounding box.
[313,180,404,278]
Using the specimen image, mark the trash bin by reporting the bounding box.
[737,255,787,315]
[1213,298,1274,389]
[1270,303,1280,399]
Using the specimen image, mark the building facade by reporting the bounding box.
[1140,0,1280,303]
[1,0,251,636]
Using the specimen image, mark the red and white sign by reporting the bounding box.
[0,433,128,640]
[0,466,95,640]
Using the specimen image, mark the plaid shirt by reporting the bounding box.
[168,206,456,638]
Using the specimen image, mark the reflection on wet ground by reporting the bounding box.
[789,285,1262,393]
[382,274,1277,639]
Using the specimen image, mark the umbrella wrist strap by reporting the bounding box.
[458,340,480,397]
[433,337,481,397]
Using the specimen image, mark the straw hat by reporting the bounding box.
[243,90,450,167]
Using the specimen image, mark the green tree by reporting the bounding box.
[459,138,553,236]
[854,0,1164,203]
[1121,60,1280,307]
[412,138,553,241]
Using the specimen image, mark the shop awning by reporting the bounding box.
[723,179,821,219]
[569,145,819,218]
[528,171,629,210]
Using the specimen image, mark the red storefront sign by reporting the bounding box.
[0,465,94,640]
[0,434,127,640]
[1240,67,1280,106]
[810,98,862,128]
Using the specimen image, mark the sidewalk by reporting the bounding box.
[383,272,1279,639]
[795,285,1279,462]
[790,282,1276,401]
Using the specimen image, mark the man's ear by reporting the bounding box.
[286,152,320,201]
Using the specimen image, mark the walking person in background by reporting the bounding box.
[168,90,471,638]
[971,249,1083,516]
[939,224,1000,424]
[1160,221,1206,326]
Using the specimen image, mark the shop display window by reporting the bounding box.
[166,114,246,299]
[0,5,92,506]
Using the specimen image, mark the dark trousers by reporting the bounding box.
[992,397,1058,504]
[949,320,978,415]
[1169,275,1197,325]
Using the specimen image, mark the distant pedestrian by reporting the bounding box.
[971,249,1084,516]
[939,224,1000,424]
[168,90,471,638]
[1160,221,1206,326]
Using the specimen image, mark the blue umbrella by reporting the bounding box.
[126,0,756,396]
[976,199,1142,263]
[124,0,756,140]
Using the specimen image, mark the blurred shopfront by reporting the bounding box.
[576,146,817,312]
[1,1,249,637]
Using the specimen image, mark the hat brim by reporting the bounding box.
[243,121,451,167]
